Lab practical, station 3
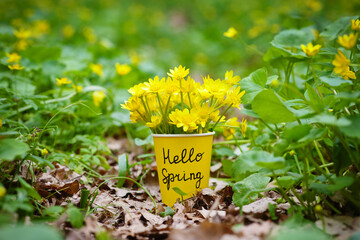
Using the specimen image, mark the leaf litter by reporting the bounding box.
[27,145,359,240]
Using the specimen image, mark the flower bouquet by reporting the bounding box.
[121,65,244,206]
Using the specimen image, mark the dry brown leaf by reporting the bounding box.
[62,180,80,196]
[197,207,226,219]
[170,221,233,240]
[242,197,276,214]
[141,210,166,226]
[234,221,274,240]
[315,216,360,240]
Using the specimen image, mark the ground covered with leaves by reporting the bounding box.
[1,0,360,240]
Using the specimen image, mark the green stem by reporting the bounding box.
[187,92,192,108]
[319,195,341,215]
[271,171,296,206]
[259,119,277,136]
[213,140,251,146]
[211,103,233,130]
[293,153,302,175]
[313,141,330,174]
[310,57,323,99]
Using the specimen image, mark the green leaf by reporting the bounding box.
[320,16,357,40]
[240,68,267,105]
[214,147,236,157]
[271,28,313,49]
[312,114,351,127]
[221,159,234,177]
[320,76,352,87]
[67,206,84,229]
[232,151,264,180]
[0,225,63,240]
[17,177,41,201]
[310,176,354,195]
[172,187,187,196]
[298,128,327,143]
[134,134,153,146]
[335,91,360,100]
[349,232,360,240]
[252,89,296,123]
[268,203,278,220]
[232,173,271,208]
[255,154,286,170]
[283,124,312,142]
[42,206,64,217]
[272,225,330,240]
[339,116,360,139]
[240,108,260,118]
[305,83,324,112]
[275,176,296,189]
[24,45,62,62]
[11,79,36,96]
[160,206,175,217]
[117,154,129,188]
[0,139,29,161]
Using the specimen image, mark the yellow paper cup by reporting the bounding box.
[152,132,215,206]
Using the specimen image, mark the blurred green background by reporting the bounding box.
[1,0,359,81]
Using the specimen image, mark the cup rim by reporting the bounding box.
[152,131,215,138]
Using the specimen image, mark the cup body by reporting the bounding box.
[152,132,214,206]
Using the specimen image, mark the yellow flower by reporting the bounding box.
[130,51,141,65]
[41,148,49,156]
[169,108,198,132]
[210,110,224,123]
[143,76,166,93]
[340,67,356,80]
[8,64,24,70]
[167,65,189,81]
[121,96,141,112]
[72,84,83,92]
[15,39,29,51]
[14,28,32,39]
[62,25,75,38]
[90,63,103,77]
[332,50,356,80]
[224,27,238,38]
[224,70,241,85]
[163,78,179,95]
[240,118,247,137]
[129,83,147,97]
[0,119,2,127]
[338,32,358,49]
[289,150,295,156]
[116,63,131,76]
[92,91,106,107]
[130,111,142,123]
[6,52,21,63]
[180,77,198,93]
[83,27,97,43]
[56,77,72,86]
[0,186,6,197]
[146,115,162,128]
[222,117,240,139]
[192,105,214,128]
[300,43,322,56]
[203,76,228,100]
[224,86,245,109]
[351,19,360,31]
[32,20,50,37]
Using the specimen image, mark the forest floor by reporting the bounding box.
[29,137,360,240]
